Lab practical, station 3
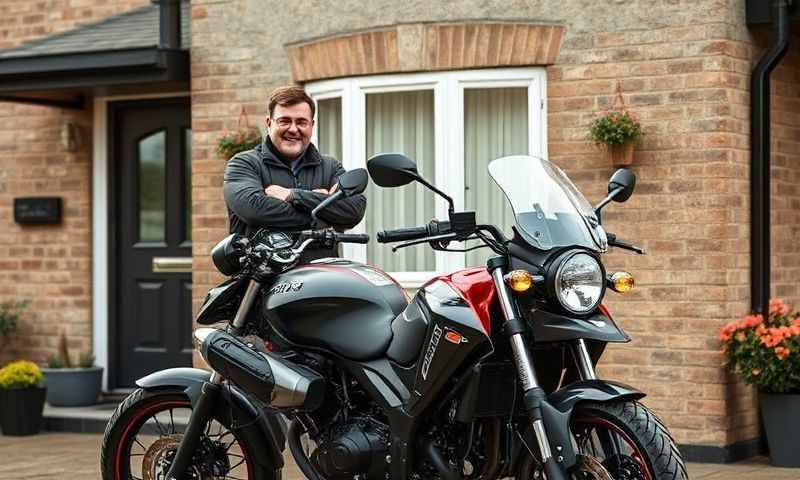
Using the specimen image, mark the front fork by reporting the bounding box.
[165,279,262,480]
[489,261,598,480]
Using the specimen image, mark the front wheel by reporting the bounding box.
[517,400,687,480]
[101,388,277,480]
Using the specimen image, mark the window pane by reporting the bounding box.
[184,129,192,242]
[138,130,166,243]
[464,88,528,267]
[317,98,343,161]
[366,90,435,272]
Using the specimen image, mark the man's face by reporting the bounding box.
[266,102,314,161]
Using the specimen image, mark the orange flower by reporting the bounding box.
[752,368,761,376]
[775,346,791,360]
[742,314,764,328]
[735,332,746,342]
[769,298,790,317]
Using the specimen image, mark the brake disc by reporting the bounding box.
[142,434,183,480]
[571,454,614,480]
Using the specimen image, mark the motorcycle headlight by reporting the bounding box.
[553,251,604,314]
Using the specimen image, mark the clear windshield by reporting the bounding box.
[488,156,607,252]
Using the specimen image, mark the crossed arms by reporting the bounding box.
[223,155,366,231]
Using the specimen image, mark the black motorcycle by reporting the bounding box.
[101,154,687,480]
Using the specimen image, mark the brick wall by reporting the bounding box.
[770,40,800,307]
[189,0,768,450]
[0,0,149,364]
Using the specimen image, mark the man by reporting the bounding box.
[223,86,366,260]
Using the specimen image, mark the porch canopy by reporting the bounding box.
[0,0,189,110]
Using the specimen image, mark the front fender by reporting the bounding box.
[136,367,286,469]
[522,380,645,470]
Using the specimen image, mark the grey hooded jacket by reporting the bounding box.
[223,137,367,258]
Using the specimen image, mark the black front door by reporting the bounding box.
[111,98,192,388]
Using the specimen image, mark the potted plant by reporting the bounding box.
[589,110,643,167]
[0,300,27,355]
[719,298,800,467]
[217,106,262,159]
[0,360,46,435]
[41,332,103,407]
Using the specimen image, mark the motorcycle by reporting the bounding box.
[101,154,687,480]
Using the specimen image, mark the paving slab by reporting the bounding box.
[1,432,798,479]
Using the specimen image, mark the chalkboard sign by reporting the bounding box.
[14,197,62,225]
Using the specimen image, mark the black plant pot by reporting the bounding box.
[0,386,46,436]
[760,392,800,468]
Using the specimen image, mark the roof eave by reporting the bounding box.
[0,47,189,95]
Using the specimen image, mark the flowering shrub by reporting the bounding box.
[719,298,800,394]
[0,360,43,389]
[217,127,262,159]
[589,111,643,146]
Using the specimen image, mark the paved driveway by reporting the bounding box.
[0,432,798,480]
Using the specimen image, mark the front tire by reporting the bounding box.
[517,400,687,480]
[101,388,278,480]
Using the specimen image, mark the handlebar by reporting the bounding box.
[377,220,451,243]
[335,233,370,244]
[377,226,430,243]
[299,229,370,245]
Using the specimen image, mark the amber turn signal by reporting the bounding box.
[609,271,635,294]
[505,269,533,293]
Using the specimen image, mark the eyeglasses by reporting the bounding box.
[273,116,312,129]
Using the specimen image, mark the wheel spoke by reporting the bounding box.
[169,408,176,434]
[153,412,167,436]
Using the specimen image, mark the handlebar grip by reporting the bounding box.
[376,226,429,243]
[336,233,370,244]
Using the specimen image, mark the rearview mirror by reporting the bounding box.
[311,168,368,219]
[608,169,636,203]
[337,168,368,197]
[367,153,420,187]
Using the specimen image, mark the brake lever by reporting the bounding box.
[391,232,458,252]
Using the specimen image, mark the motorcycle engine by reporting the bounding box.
[311,417,388,480]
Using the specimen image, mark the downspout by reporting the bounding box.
[157,0,181,50]
[750,0,791,316]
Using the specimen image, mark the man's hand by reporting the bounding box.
[313,188,329,194]
[265,185,293,201]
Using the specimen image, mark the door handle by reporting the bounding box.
[152,257,192,273]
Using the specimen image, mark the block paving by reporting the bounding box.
[0,432,797,480]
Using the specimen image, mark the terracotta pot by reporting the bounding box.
[760,392,800,467]
[606,142,635,167]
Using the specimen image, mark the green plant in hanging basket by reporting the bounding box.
[589,111,643,146]
[217,127,262,159]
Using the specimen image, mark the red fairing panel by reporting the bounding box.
[423,267,496,334]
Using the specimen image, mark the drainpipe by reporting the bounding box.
[157,0,181,50]
[750,0,791,316]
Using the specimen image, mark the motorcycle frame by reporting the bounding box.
[165,258,645,480]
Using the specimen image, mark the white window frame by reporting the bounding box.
[306,68,547,288]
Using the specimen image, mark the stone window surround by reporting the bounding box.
[287,21,565,83]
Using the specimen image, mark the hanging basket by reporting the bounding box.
[606,142,635,168]
[217,106,262,159]
[590,83,642,168]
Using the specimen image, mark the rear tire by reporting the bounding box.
[101,388,279,480]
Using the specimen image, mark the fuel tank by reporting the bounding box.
[400,278,494,416]
[262,258,408,361]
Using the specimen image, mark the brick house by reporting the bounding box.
[0,0,797,463]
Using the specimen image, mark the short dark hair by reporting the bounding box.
[267,86,316,119]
